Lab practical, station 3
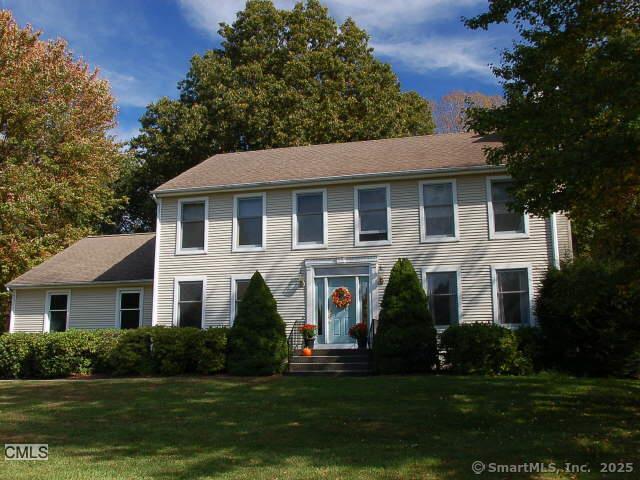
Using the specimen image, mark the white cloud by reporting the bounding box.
[373,37,496,80]
[111,124,141,143]
[177,0,496,80]
[101,70,156,108]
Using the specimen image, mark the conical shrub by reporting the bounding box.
[227,271,288,375]
[374,258,437,373]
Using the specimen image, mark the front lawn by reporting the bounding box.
[0,375,638,479]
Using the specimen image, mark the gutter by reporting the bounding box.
[6,279,154,290]
[152,164,505,198]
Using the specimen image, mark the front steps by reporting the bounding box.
[287,348,372,376]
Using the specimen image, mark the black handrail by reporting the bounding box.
[286,319,304,372]
[368,318,376,349]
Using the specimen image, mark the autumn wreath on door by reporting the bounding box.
[331,286,352,309]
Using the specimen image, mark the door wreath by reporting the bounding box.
[331,287,352,309]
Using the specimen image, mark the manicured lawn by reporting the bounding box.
[0,375,638,479]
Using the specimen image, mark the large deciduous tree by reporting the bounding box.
[119,0,435,230]
[434,90,504,133]
[0,11,126,329]
[464,0,640,261]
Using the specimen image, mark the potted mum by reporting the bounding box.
[299,324,317,348]
[349,322,368,350]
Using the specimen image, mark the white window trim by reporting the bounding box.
[419,179,460,243]
[151,196,162,326]
[43,290,71,333]
[486,175,529,240]
[115,287,144,329]
[233,192,267,252]
[421,266,463,329]
[9,289,16,333]
[172,276,207,328]
[175,197,209,255]
[292,188,328,250]
[354,184,392,247]
[490,263,535,328]
[230,274,253,326]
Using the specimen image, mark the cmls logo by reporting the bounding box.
[4,444,49,461]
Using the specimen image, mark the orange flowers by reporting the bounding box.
[331,287,352,309]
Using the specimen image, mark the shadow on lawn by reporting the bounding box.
[0,375,639,479]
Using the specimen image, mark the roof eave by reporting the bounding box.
[152,164,505,197]
[6,279,154,290]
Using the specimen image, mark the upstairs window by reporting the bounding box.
[421,181,457,241]
[175,279,204,328]
[46,292,69,332]
[493,267,531,325]
[425,271,459,326]
[293,190,326,248]
[355,185,391,245]
[117,289,142,329]
[234,194,266,250]
[177,199,207,253]
[488,178,528,238]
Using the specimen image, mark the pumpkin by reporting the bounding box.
[302,347,313,356]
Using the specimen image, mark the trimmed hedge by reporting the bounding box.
[440,323,533,375]
[0,327,228,379]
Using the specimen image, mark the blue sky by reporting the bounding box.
[2,0,514,142]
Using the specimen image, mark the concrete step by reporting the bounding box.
[291,354,368,364]
[285,370,371,377]
[289,361,370,372]
[305,348,368,355]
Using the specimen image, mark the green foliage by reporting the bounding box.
[536,259,640,377]
[118,0,435,230]
[440,324,532,375]
[374,259,437,373]
[227,271,288,375]
[513,326,545,373]
[0,11,128,327]
[0,327,228,378]
[465,1,640,262]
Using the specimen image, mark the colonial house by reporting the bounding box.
[7,133,572,349]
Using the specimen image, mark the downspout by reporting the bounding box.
[151,194,162,326]
[549,213,561,269]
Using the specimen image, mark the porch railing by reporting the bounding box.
[367,318,376,349]
[286,319,304,372]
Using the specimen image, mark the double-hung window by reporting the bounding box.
[177,198,207,254]
[234,193,266,251]
[117,289,142,329]
[230,275,252,324]
[492,266,532,326]
[423,268,460,326]
[355,185,391,245]
[46,291,69,332]
[420,180,458,242]
[174,278,205,328]
[487,177,528,238]
[293,190,327,248]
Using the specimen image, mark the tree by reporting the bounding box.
[0,11,126,329]
[226,271,288,375]
[464,0,640,261]
[119,0,435,230]
[434,90,504,133]
[374,259,437,373]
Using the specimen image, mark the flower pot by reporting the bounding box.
[304,338,315,349]
[357,337,367,350]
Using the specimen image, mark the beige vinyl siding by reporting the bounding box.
[10,284,152,332]
[156,174,555,328]
[12,289,46,332]
[555,214,573,262]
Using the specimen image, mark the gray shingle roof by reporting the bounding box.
[153,132,501,194]
[7,233,155,288]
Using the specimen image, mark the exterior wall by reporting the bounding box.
[10,284,152,333]
[155,173,556,329]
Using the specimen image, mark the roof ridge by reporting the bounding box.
[86,232,155,238]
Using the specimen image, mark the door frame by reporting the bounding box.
[304,256,379,346]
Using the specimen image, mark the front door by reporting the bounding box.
[327,277,357,344]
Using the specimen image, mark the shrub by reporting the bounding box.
[0,333,39,378]
[227,271,288,375]
[108,328,154,376]
[197,328,228,374]
[536,259,640,377]
[440,323,532,375]
[513,326,545,372]
[374,258,437,373]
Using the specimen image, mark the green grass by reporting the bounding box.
[0,375,638,479]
